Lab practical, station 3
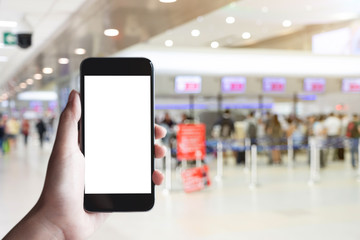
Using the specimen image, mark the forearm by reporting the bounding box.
[3,206,64,240]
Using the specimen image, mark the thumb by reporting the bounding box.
[53,90,81,153]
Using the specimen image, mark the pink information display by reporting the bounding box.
[304,78,326,92]
[175,76,202,94]
[221,76,246,93]
[263,77,286,93]
[342,78,360,93]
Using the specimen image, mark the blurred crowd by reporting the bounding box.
[157,110,360,168]
[0,114,56,154]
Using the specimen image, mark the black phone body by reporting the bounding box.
[80,57,154,212]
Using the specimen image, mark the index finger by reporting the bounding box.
[155,124,167,139]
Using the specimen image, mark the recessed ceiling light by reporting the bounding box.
[191,29,200,37]
[0,56,8,62]
[211,41,219,48]
[104,29,119,37]
[159,0,176,3]
[74,48,86,55]
[261,6,269,13]
[242,32,251,40]
[282,20,292,27]
[165,40,173,47]
[0,21,17,28]
[42,67,53,74]
[26,78,34,85]
[34,74,43,80]
[226,16,235,24]
[58,58,69,64]
[19,83,27,89]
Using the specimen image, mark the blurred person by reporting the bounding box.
[3,90,166,240]
[161,112,175,129]
[246,111,257,145]
[267,114,283,164]
[213,109,235,164]
[264,111,273,163]
[314,115,327,167]
[6,117,20,150]
[21,119,30,146]
[346,114,360,168]
[324,112,341,161]
[305,115,316,162]
[0,117,6,154]
[337,114,349,161]
[36,119,47,148]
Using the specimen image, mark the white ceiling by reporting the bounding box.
[0,0,87,85]
[146,0,360,48]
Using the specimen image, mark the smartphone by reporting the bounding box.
[80,57,154,212]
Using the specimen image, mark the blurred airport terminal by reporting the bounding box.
[1,0,360,239]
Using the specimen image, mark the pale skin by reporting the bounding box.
[4,90,167,240]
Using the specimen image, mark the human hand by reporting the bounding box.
[4,90,167,240]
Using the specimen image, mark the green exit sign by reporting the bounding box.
[3,32,17,45]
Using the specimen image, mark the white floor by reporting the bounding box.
[1,138,360,239]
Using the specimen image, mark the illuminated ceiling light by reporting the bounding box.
[0,21,17,28]
[34,73,43,80]
[164,40,173,47]
[191,29,200,37]
[74,48,86,55]
[26,78,34,85]
[282,20,292,27]
[159,0,176,3]
[261,6,269,13]
[104,29,119,37]
[19,82,27,89]
[211,41,219,48]
[226,16,235,24]
[242,32,251,40]
[0,56,8,62]
[42,67,53,74]
[58,58,69,64]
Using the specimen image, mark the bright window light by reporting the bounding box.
[226,16,235,24]
[17,91,58,101]
[74,48,86,55]
[165,40,173,47]
[0,21,17,28]
[211,41,219,48]
[104,29,119,37]
[191,29,200,37]
[58,58,69,64]
[42,67,53,74]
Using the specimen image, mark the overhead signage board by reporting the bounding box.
[263,77,286,93]
[221,76,246,93]
[342,78,360,93]
[304,78,326,93]
[175,76,202,94]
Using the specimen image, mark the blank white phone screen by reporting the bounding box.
[84,75,151,194]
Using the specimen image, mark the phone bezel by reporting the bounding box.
[80,57,155,212]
